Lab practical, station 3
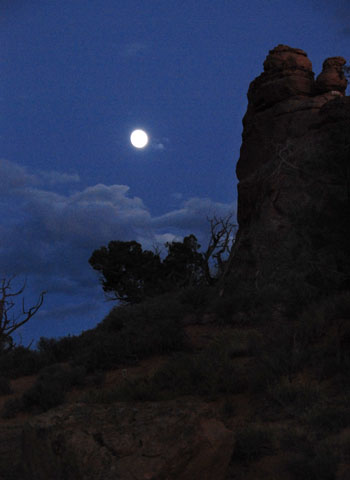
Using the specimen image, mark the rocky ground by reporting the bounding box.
[0,321,349,480]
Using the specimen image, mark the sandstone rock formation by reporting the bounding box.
[226,45,350,306]
[21,400,234,480]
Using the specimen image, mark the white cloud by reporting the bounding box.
[120,42,148,58]
[37,170,80,185]
[0,158,80,194]
[153,197,236,232]
[152,142,165,151]
[0,158,36,192]
[0,159,235,341]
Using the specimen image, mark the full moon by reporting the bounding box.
[130,129,149,149]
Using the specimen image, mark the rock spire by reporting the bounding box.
[225,45,350,311]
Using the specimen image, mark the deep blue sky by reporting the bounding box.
[1,0,349,346]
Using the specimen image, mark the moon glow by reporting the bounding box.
[130,129,149,149]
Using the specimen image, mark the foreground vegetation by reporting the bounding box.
[0,273,348,479]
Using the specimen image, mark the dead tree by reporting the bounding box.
[202,213,237,284]
[0,277,46,353]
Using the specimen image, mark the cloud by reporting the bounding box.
[0,161,153,288]
[0,158,36,192]
[0,159,235,342]
[152,197,236,252]
[152,142,165,151]
[1,161,235,276]
[0,158,80,194]
[120,42,148,58]
[37,170,80,185]
[153,197,236,233]
[150,136,169,152]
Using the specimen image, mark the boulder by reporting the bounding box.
[21,400,234,480]
[315,57,347,95]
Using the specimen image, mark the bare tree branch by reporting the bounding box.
[202,213,237,284]
[0,277,46,353]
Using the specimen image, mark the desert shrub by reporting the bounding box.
[145,335,250,399]
[36,335,80,364]
[324,291,350,319]
[226,329,263,357]
[209,295,237,323]
[211,282,256,322]
[316,345,350,384]
[84,333,251,403]
[284,443,339,480]
[242,358,276,394]
[151,353,218,397]
[36,364,87,388]
[221,398,236,418]
[72,330,123,372]
[303,403,350,434]
[231,424,274,463]
[0,376,12,395]
[13,364,88,414]
[1,397,24,419]
[120,298,188,355]
[255,321,308,382]
[96,306,126,333]
[22,376,66,413]
[82,376,158,403]
[0,346,45,379]
[309,318,350,387]
[279,427,312,453]
[177,285,214,312]
[297,304,329,345]
[76,296,188,372]
[266,378,322,418]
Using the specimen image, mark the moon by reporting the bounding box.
[130,129,149,149]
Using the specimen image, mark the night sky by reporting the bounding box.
[1,0,349,346]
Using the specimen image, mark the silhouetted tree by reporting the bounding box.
[162,234,205,288]
[0,277,46,353]
[89,241,163,303]
[202,214,236,284]
[90,215,237,304]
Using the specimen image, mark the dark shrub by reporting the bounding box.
[255,320,308,382]
[97,307,125,333]
[76,296,188,372]
[177,285,214,312]
[14,364,88,415]
[284,443,339,480]
[22,377,65,413]
[37,335,80,364]
[0,376,12,395]
[303,404,350,433]
[266,379,322,418]
[0,346,44,379]
[144,335,248,399]
[231,424,273,463]
[1,397,24,419]
[211,282,255,322]
[74,330,125,372]
[36,364,87,390]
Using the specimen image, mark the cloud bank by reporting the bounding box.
[0,159,235,342]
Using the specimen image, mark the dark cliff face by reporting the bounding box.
[226,45,350,310]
